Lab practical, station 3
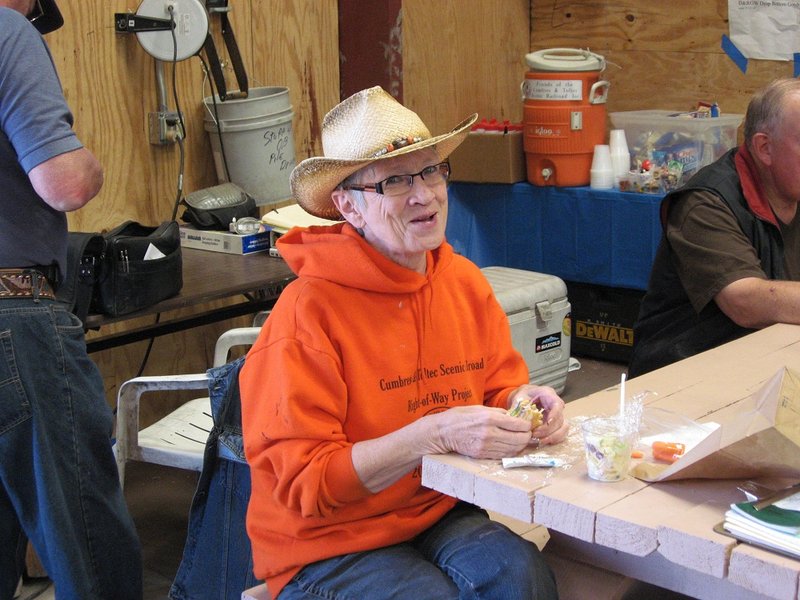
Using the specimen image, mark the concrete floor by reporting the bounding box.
[19,356,691,600]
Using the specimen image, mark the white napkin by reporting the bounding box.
[144,243,166,260]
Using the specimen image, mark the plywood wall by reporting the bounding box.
[530,1,794,121]
[403,0,531,133]
[42,1,338,415]
[404,0,795,139]
[40,0,795,414]
[49,1,338,233]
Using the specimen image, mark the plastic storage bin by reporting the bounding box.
[609,110,743,193]
[482,266,571,394]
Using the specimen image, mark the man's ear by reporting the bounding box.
[750,132,772,166]
[331,189,366,228]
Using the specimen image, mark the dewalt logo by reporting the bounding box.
[574,321,633,347]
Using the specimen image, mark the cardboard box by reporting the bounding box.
[448,130,526,184]
[566,281,644,364]
[179,225,272,255]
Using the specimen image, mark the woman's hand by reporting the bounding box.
[507,385,568,446]
[425,405,534,459]
[353,405,534,492]
[352,389,568,493]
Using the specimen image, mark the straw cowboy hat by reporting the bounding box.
[290,86,478,220]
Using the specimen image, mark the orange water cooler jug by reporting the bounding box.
[522,48,609,186]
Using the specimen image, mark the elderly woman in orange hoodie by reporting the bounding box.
[240,87,567,600]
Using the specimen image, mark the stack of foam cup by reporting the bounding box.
[609,129,630,187]
[590,144,614,189]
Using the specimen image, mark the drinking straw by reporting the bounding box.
[619,372,627,421]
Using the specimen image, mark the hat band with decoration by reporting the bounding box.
[372,136,425,157]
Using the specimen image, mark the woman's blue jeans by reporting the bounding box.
[0,299,142,600]
[169,357,261,600]
[279,501,558,600]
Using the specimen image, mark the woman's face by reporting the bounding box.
[333,149,448,273]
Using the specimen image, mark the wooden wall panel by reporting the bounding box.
[531,0,795,118]
[532,2,728,52]
[41,1,338,419]
[48,2,164,231]
[249,0,340,159]
[402,0,795,143]
[403,0,531,134]
[46,0,338,230]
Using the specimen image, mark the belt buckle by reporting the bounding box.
[28,270,45,301]
[0,269,55,301]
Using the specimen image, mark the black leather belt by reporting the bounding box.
[0,268,56,300]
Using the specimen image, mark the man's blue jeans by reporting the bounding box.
[0,299,142,600]
[279,501,558,600]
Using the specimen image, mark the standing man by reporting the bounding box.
[628,77,800,377]
[0,1,143,598]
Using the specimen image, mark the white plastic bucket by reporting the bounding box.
[203,86,296,206]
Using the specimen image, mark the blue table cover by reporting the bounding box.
[445,182,664,291]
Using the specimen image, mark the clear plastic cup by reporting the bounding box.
[609,129,631,183]
[590,144,614,189]
[581,416,632,482]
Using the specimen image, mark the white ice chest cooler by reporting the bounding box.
[481,266,571,394]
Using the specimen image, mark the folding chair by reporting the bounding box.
[113,326,261,487]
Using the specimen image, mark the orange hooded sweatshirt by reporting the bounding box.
[240,223,528,597]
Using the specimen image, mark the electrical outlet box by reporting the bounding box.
[148,111,181,144]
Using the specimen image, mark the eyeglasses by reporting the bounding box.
[343,162,451,197]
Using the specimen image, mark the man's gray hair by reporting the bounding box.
[744,77,800,148]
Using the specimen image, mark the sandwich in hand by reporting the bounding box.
[507,396,544,429]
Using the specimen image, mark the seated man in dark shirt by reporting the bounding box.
[628,77,800,377]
